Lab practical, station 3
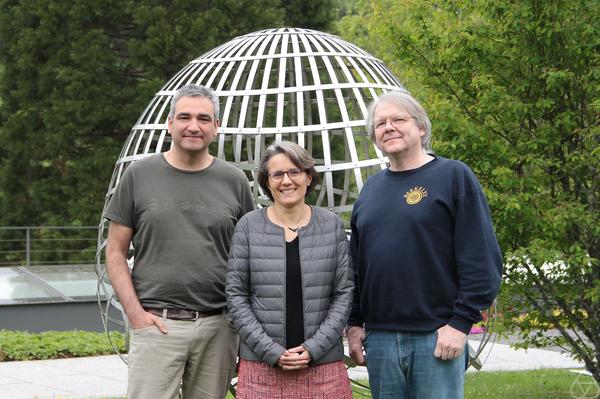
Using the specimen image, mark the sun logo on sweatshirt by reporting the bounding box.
[404,186,428,205]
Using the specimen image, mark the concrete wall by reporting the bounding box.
[0,301,124,332]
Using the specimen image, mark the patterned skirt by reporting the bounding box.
[236,359,353,399]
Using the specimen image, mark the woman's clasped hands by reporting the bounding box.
[276,345,312,370]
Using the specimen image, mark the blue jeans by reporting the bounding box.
[364,330,466,399]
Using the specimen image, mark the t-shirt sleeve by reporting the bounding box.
[103,166,135,228]
[238,174,255,218]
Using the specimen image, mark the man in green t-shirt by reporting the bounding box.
[104,84,254,399]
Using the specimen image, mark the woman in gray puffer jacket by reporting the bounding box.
[226,141,354,399]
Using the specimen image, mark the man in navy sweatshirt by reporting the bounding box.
[347,91,502,399]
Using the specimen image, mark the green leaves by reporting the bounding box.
[0,0,340,227]
[338,0,600,383]
[0,330,125,361]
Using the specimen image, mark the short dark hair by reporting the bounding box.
[257,141,320,201]
[168,84,220,120]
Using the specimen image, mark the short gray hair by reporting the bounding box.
[257,141,320,201]
[168,84,220,120]
[366,91,432,152]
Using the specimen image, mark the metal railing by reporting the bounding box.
[0,226,98,267]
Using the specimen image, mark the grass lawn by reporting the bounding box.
[229,369,598,399]
[332,369,600,399]
[106,369,598,398]
[464,369,598,399]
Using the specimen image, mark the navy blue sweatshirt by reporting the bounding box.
[348,156,502,334]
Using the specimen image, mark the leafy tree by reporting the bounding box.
[0,0,339,228]
[338,0,600,384]
[282,0,337,30]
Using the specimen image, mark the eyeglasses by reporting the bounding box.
[374,116,415,131]
[268,168,305,181]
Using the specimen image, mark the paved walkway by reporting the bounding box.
[0,340,584,399]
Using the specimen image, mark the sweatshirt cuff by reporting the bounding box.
[448,315,473,335]
[347,314,364,327]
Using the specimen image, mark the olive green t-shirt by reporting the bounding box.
[104,154,254,311]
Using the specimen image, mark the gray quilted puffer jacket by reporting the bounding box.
[226,206,353,367]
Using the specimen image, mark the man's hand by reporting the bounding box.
[434,324,467,360]
[347,326,366,366]
[276,345,311,370]
[128,309,168,334]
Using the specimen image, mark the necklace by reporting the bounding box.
[271,205,308,233]
[286,208,306,232]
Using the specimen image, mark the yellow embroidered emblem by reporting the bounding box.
[404,186,428,205]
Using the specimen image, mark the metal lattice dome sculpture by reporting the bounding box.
[96,27,406,335]
[95,27,496,372]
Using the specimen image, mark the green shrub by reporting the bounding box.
[0,330,125,361]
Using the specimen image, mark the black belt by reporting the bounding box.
[145,307,223,321]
